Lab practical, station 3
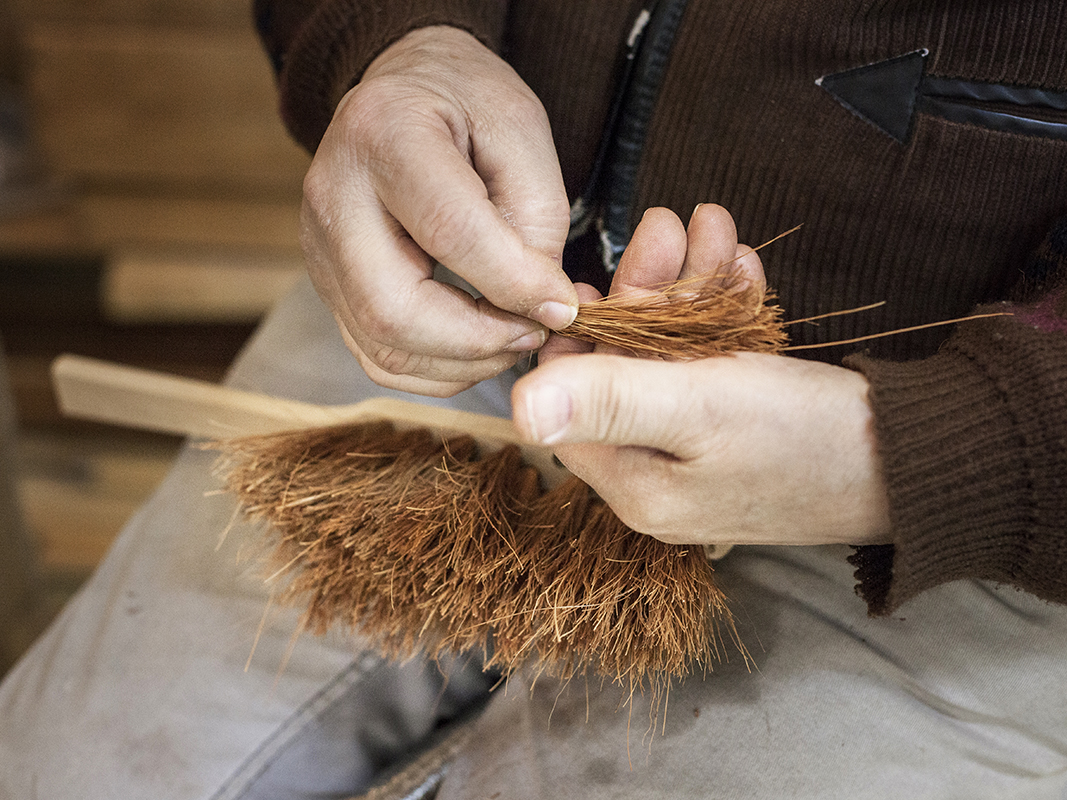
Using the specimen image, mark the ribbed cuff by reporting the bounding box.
[276,0,507,151]
[845,312,1067,615]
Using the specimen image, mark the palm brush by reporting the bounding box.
[50,274,784,694]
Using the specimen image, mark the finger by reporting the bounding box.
[304,210,537,386]
[681,203,767,299]
[729,243,767,306]
[303,166,550,365]
[609,207,688,297]
[322,276,533,385]
[511,354,700,454]
[336,242,551,361]
[538,283,602,364]
[469,81,573,262]
[363,25,573,281]
[365,92,579,331]
[336,324,510,398]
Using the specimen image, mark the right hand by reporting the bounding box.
[300,25,578,397]
[511,206,891,547]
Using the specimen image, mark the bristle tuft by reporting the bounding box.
[561,276,787,358]
[211,432,734,698]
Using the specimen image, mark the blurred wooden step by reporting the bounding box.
[20,23,310,194]
[8,0,257,28]
[0,259,260,427]
[0,202,86,256]
[102,249,303,323]
[79,194,303,252]
[16,427,181,574]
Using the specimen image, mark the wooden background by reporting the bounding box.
[1,0,309,278]
[0,0,312,666]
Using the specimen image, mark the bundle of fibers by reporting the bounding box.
[560,275,787,358]
[213,425,736,691]
[212,274,779,692]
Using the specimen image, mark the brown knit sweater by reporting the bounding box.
[254,0,1067,616]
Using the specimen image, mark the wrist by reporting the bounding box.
[833,368,893,544]
[364,25,488,82]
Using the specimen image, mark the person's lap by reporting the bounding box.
[440,544,1067,798]
[2,276,1065,799]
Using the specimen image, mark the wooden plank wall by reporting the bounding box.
[3,0,310,318]
[0,0,314,619]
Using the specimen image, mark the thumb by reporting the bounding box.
[512,354,696,450]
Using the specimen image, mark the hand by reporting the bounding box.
[511,205,892,546]
[301,26,578,397]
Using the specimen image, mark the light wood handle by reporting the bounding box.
[52,354,337,439]
[50,354,569,485]
[49,355,737,555]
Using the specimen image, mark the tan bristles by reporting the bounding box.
[212,431,737,699]
[561,277,788,358]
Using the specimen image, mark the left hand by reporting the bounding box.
[510,205,892,546]
[300,26,577,397]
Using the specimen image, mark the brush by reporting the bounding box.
[52,353,743,698]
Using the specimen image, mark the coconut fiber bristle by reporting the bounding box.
[212,426,732,691]
[560,274,787,358]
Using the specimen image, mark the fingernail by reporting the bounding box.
[506,329,547,352]
[525,383,572,445]
[530,301,578,330]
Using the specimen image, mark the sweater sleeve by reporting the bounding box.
[253,0,509,153]
[845,220,1067,616]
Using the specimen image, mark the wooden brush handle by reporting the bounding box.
[51,355,734,556]
[50,355,562,478]
[52,354,335,439]
[51,353,574,485]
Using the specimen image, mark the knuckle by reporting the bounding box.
[349,344,405,391]
[301,155,331,207]
[489,85,551,135]
[300,170,323,217]
[339,80,442,163]
[369,344,420,376]
[335,79,398,135]
[344,320,448,393]
[420,194,479,263]
[589,371,638,442]
[329,81,430,183]
[300,164,340,245]
[358,301,405,347]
